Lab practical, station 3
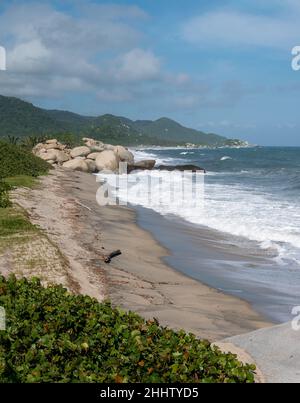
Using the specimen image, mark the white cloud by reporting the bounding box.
[8,39,52,74]
[182,6,300,49]
[116,48,161,82]
[0,2,152,97]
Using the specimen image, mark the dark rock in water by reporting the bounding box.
[127,160,156,173]
[156,164,206,173]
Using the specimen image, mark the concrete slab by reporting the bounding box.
[221,322,300,383]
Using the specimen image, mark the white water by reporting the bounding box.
[100,148,300,269]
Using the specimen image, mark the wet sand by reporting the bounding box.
[69,170,271,340]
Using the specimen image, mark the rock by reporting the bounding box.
[82,137,94,143]
[32,143,45,154]
[70,146,91,158]
[44,143,61,150]
[95,150,119,172]
[83,138,105,150]
[51,150,70,163]
[87,152,102,160]
[90,145,105,152]
[156,164,206,173]
[47,160,56,165]
[38,150,58,162]
[114,146,134,163]
[104,144,115,151]
[62,159,89,172]
[128,160,156,173]
[86,159,97,173]
[35,148,47,156]
[74,156,87,160]
[46,139,58,144]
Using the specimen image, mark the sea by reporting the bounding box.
[107,146,300,322]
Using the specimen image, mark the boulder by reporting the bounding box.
[95,150,119,172]
[83,138,105,150]
[86,159,97,173]
[46,139,58,144]
[82,137,94,143]
[51,150,70,163]
[35,148,47,156]
[74,156,87,160]
[156,164,206,173]
[45,143,62,150]
[90,145,105,152]
[32,143,45,154]
[62,159,89,172]
[38,150,58,162]
[128,160,156,173]
[114,146,134,163]
[70,146,91,158]
[104,144,115,151]
[87,152,102,160]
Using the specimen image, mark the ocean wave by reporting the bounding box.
[118,147,300,268]
[103,170,300,268]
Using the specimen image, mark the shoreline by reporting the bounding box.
[14,169,271,341]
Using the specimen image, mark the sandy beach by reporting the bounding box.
[13,169,271,341]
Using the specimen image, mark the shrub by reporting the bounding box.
[0,276,256,383]
[0,141,50,179]
[0,181,11,208]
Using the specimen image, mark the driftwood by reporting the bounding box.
[104,250,122,264]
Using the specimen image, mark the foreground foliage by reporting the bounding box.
[0,276,256,383]
[0,182,11,208]
[0,142,50,179]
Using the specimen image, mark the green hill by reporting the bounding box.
[133,117,227,146]
[0,96,65,136]
[0,95,245,147]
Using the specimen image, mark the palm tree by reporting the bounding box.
[6,135,19,145]
[21,135,48,149]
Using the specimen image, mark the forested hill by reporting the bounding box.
[0,95,245,146]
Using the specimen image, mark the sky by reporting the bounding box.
[0,0,300,146]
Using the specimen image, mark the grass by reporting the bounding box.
[0,207,37,237]
[3,176,37,189]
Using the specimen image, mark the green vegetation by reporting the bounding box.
[0,182,11,208]
[0,95,247,147]
[0,276,256,383]
[0,96,65,137]
[3,176,36,189]
[0,141,50,179]
[0,208,37,237]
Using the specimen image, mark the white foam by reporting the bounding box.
[101,170,300,268]
[131,149,187,165]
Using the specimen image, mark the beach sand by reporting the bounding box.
[14,169,271,341]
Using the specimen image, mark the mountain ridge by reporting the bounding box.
[0,95,245,147]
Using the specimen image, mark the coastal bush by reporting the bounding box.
[0,276,256,383]
[0,181,11,208]
[0,141,50,179]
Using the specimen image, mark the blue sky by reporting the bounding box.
[0,0,300,145]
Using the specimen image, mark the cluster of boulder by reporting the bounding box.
[32,138,156,174]
[32,138,206,174]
